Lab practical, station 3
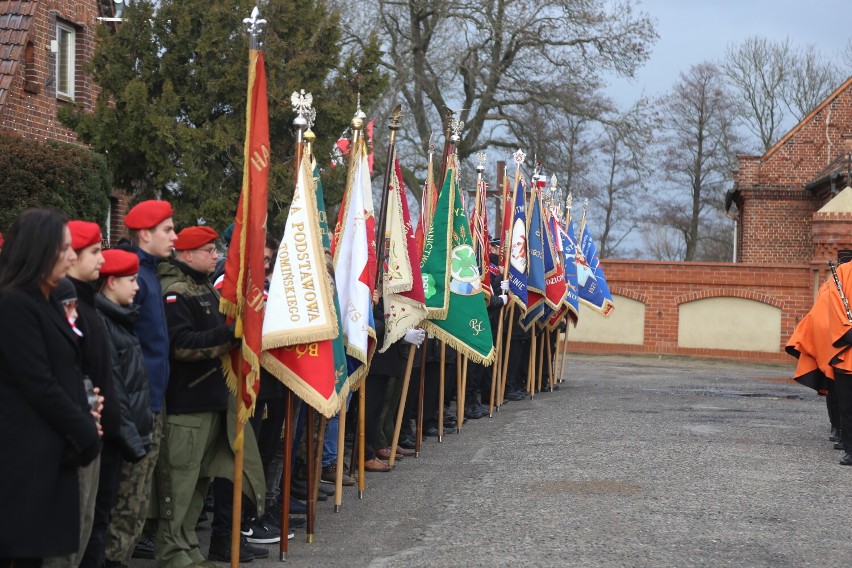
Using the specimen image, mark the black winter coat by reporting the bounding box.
[97,294,153,462]
[67,276,121,440]
[0,286,100,558]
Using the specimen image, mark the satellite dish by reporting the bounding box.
[114,0,125,19]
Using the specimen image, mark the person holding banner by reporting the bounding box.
[153,226,263,566]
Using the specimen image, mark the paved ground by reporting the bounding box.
[134,354,852,567]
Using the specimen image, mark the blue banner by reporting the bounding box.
[577,215,614,316]
[508,179,528,310]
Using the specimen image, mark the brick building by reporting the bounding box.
[728,76,852,269]
[569,76,852,364]
[0,0,128,240]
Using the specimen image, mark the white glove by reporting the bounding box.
[499,294,508,305]
[403,328,426,347]
[500,279,509,293]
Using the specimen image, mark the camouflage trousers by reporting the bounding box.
[104,412,164,564]
[43,453,101,568]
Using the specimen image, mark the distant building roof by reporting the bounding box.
[0,0,37,107]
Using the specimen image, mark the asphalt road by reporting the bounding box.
[134,354,852,567]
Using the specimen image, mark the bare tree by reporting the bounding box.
[653,62,740,261]
[586,100,655,257]
[334,0,657,167]
[642,226,685,261]
[723,37,790,153]
[784,44,844,121]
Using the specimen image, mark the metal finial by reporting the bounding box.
[291,90,312,130]
[566,192,573,210]
[513,149,526,165]
[243,6,267,41]
[389,104,403,131]
[427,131,435,155]
[291,90,313,118]
[583,198,589,212]
[550,173,558,192]
[355,93,366,121]
[475,152,487,172]
[306,108,317,130]
[450,118,464,142]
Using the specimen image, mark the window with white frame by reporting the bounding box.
[56,21,75,101]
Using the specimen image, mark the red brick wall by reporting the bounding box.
[566,259,814,364]
[108,191,130,245]
[0,1,100,144]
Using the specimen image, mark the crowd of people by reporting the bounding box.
[0,202,557,568]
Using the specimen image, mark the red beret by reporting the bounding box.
[68,220,102,250]
[101,249,139,277]
[124,200,174,230]
[174,226,218,251]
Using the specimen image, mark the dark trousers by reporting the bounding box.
[506,338,530,392]
[835,372,852,453]
[826,381,840,430]
[211,408,270,539]
[80,441,124,568]
[364,374,390,459]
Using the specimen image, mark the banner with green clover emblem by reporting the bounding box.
[421,161,495,365]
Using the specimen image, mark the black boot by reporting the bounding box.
[840,452,852,466]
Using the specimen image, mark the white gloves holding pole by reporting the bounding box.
[403,328,427,346]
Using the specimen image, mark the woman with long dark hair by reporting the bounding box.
[0,209,102,567]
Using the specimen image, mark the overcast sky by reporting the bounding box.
[607,0,852,108]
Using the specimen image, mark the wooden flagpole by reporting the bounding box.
[438,342,446,442]
[546,328,554,391]
[457,355,466,433]
[230,9,265,566]
[389,347,417,467]
[415,136,438,456]
[276,85,311,560]
[415,346,425,456]
[230,354,245,568]
[536,324,545,394]
[333,397,346,513]
[305,406,316,543]
[498,150,526,406]
[434,108,456,443]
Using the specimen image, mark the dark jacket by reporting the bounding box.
[67,276,121,440]
[0,286,100,558]
[158,259,235,414]
[97,294,153,462]
[368,301,409,377]
[130,245,171,413]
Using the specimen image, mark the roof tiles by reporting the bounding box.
[0,0,37,106]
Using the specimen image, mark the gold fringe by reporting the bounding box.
[261,326,338,351]
[220,346,261,425]
[579,297,615,318]
[260,352,341,419]
[422,319,495,366]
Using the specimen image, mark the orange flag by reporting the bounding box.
[219,49,269,425]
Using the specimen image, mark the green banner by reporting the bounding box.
[422,165,495,365]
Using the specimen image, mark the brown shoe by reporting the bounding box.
[321,464,356,486]
[395,446,415,457]
[375,447,402,461]
[362,457,392,472]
